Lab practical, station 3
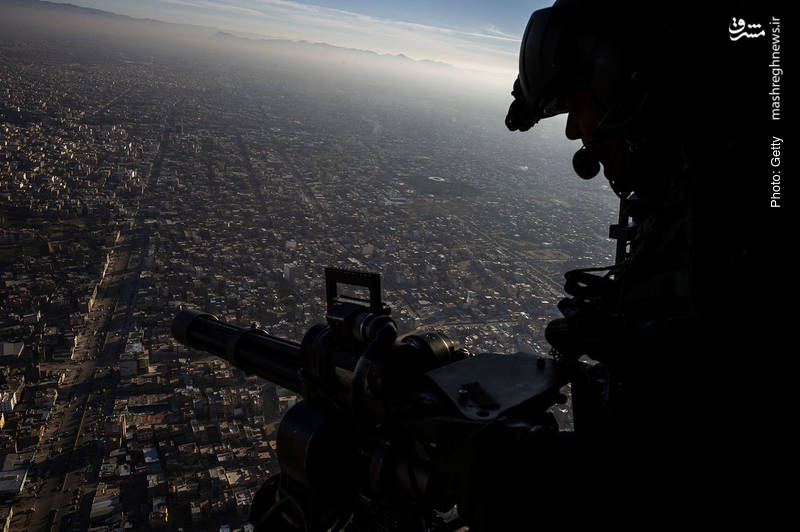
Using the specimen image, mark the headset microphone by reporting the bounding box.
[572,144,601,179]
[568,72,646,181]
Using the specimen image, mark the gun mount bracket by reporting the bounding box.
[426,353,565,421]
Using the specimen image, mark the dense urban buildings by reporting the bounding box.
[0,2,619,530]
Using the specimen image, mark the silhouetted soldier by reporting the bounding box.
[448,0,767,528]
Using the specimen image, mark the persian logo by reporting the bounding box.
[729,17,765,41]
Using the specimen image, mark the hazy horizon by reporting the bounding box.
[9,0,554,75]
[0,0,575,141]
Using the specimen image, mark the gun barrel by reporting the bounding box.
[171,308,303,393]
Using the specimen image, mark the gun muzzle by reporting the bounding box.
[172,308,304,393]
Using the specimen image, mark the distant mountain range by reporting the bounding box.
[213,31,453,69]
[2,0,155,23]
[1,0,454,70]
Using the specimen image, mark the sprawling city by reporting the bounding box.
[0,1,622,530]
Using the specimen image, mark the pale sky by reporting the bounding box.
[45,0,553,74]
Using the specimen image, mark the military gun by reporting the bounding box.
[171,267,568,531]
